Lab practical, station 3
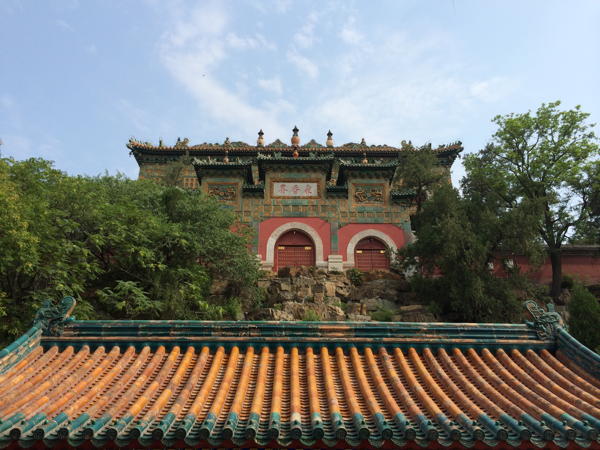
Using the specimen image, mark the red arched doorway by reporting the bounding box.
[355,237,390,271]
[275,230,316,271]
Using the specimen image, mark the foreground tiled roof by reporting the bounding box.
[0,298,598,449]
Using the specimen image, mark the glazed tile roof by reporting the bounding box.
[0,298,598,449]
[127,137,463,156]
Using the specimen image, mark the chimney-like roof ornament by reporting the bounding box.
[326,130,334,147]
[257,129,264,147]
[291,126,300,146]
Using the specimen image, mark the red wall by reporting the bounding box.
[258,218,331,260]
[338,224,407,261]
[494,253,600,285]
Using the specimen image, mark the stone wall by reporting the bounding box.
[248,267,437,322]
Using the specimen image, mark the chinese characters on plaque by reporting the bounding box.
[272,181,318,198]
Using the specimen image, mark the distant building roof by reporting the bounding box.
[0,297,598,448]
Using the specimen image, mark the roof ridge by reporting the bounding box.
[127,137,464,153]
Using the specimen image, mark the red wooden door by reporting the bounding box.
[275,230,315,270]
[355,237,389,271]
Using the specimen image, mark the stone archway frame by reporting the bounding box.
[345,229,398,267]
[265,222,327,268]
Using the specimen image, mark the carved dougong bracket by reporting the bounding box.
[524,299,565,339]
[33,296,76,336]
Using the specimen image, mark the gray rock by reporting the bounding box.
[361,297,398,313]
[324,282,337,297]
[347,313,372,321]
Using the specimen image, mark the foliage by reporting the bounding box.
[0,157,260,345]
[568,283,600,352]
[161,157,192,187]
[371,308,394,322]
[302,309,320,321]
[402,184,530,322]
[463,101,599,300]
[396,145,446,214]
[197,298,243,320]
[346,268,363,286]
[560,275,575,290]
[570,161,600,244]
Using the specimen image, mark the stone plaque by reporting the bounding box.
[272,181,319,198]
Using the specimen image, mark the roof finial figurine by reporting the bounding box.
[361,137,367,146]
[223,149,229,163]
[291,125,300,146]
[224,137,230,146]
[257,129,264,147]
[292,148,299,158]
[362,151,368,164]
[326,130,334,147]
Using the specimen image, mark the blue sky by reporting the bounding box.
[1,0,599,183]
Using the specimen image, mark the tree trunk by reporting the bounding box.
[549,248,563,303]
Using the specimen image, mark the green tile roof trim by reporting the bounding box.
[0,298,598,449]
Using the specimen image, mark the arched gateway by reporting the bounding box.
[274,229,316,270]
[354,237,390,271]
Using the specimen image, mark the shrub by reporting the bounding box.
[568,283,600,352]
[561,274,575,290]
[371,308,394,322]
[346,268,363,286]
[302,309,320,321]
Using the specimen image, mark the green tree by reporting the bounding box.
[396,145,446,214]
[570,161,600,244]
[568,283,600,352]
[0,157,261,345]
[464,101,599,301]
[402,184,529,322]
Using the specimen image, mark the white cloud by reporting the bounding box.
[293,12,318,48]
[470,77,516,102]
[166,2,228,47]
[274,0,291,13]
[150,1,513,166]
[117,99,152,134]
[250,0,291,14]
[340,17,363,45]
[305,29,509,149]
[56,19,74,32]
[287,49,319,79]
[158,2,288,139]
[226,32,276,51]
[258,77,283,95]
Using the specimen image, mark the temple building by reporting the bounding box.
[0,297,598,448]
[127,128,462,272]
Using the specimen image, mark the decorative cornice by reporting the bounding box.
[242,183,265,194]
[33,296,76,336]
[193,159,254,184]
[524,300,565,339]
[127,138,463,156]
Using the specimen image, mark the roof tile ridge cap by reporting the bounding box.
[0,325,43,370]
